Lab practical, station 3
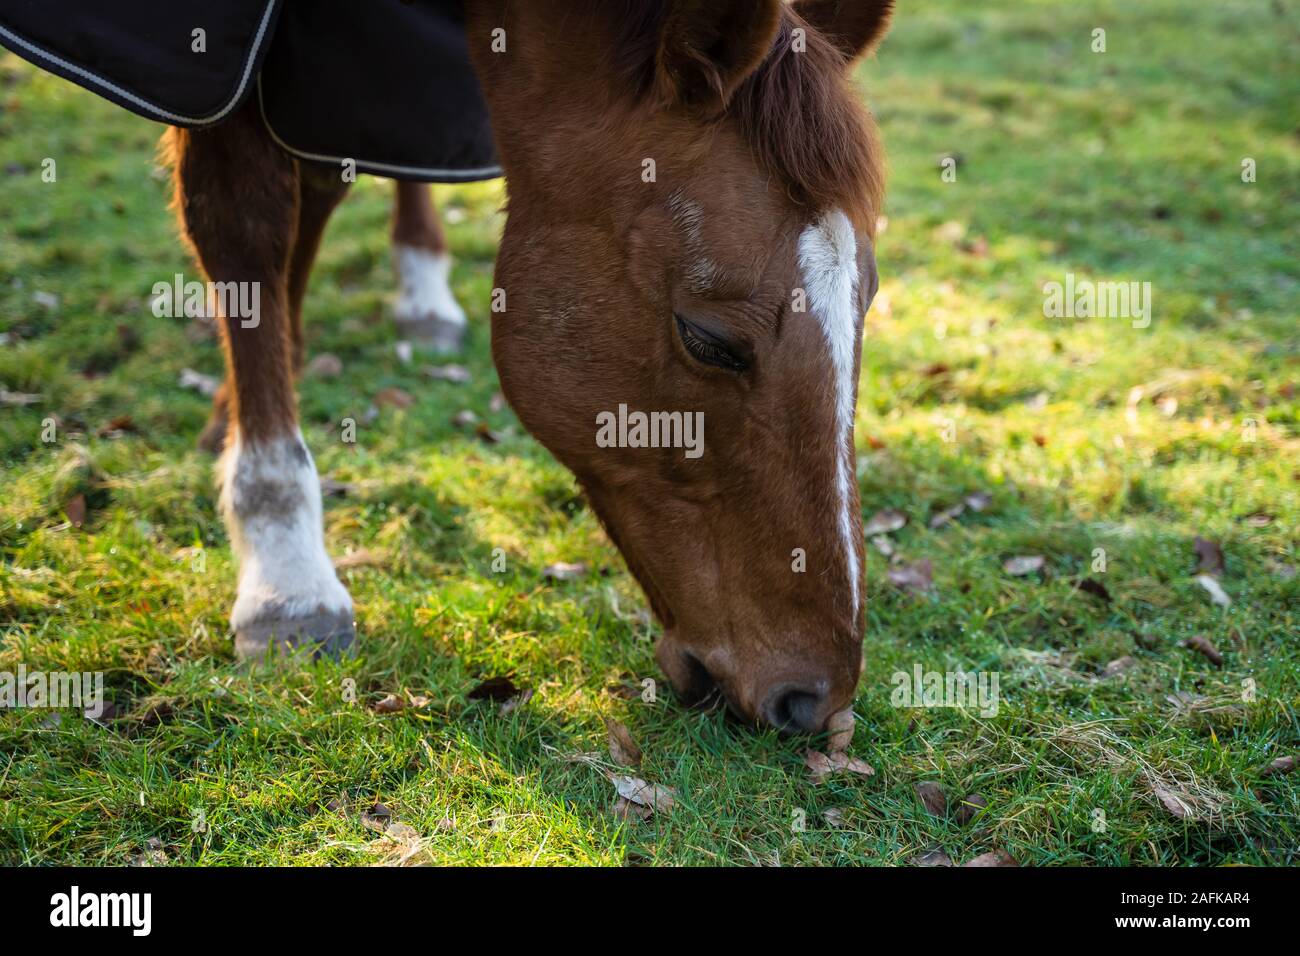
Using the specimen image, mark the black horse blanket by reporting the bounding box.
[0,0,501,182]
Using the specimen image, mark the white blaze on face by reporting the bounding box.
[797,209,862,615]
[218,429,352,630]
[394,245,466,326]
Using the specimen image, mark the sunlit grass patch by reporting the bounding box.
[2,0,1297,865]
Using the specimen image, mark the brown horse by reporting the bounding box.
[166,0,890,734]
[195,179,467,453]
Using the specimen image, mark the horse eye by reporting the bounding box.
[674,315,748,372]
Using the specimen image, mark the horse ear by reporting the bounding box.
[656,0,783,111]
[793,0,894,63]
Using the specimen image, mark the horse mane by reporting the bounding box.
[611,1,884,228]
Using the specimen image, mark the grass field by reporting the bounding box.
[1,0,1297,866]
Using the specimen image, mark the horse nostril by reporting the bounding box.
[761,686,826,734]
[674,649,721,706]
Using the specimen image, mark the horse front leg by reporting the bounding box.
[167,104,355,660]
[391,180,466,352]
[196,162,350,454]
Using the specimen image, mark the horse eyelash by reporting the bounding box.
[675,315,748,372]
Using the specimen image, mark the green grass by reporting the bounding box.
[1,0,1297,866]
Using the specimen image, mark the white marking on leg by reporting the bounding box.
[218,430,352,631]
[393,245,465,327]
[797,209,861,615]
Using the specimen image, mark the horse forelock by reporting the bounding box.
[610,0,884,229]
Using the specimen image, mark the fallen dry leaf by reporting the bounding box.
[1153,785,1192,820]
[361,803,393,832]
[96,414,136,437]
[933,220,966,244]
[1102,656,1137,679]
[467,675,524,702]
[826,709,856,751]
[1165,691,1207,716]
[1180,635,1224,666]
[1194,536,1226,576]
[179,367,220,397]
[498,688,533,716]
[610,774,677,813]
[334,548,386,570]
[869,534,895,558]
[450,409,478,428]
[85,699,122,721]
[1003,555,1045,576]
[928,502,966,529]
[542,561,588,581]
[1194,574,1232,608]
[130,837,168,867]
[911,848,954,867]
[474,422,504,444]
[963,490,993,512]
[823,807,847,828]
[805,749,875,782]
[1243,512,1273,527]
[372,694,404,714]
[863,508,908,537]
[955,793,989,826]
[963,849,1018,867]
[1136,632,1163,651]
[1260,756,1296,777]
[805,750,835,778]
[33,290,60,310]
[0,388,43,406]
[374,387,414,409]
[611,796,653,822]
[383,821,420,842]
[64,494,87,529]
[605,718,642,768]
[888,559,934,595]
[1265,559,1296,580]
[424,364,472,383]
[360,805,426,860]
[605,678,642,701]
[319,477,357,498]
[1077,577,1112,603]
[915,781,947,817]
[306,353,343,378]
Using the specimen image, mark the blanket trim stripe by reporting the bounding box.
[254,80,503,183]
[0,0,280,127]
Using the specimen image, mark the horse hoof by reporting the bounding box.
[234,608,356,662]
[394,314,466,354]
